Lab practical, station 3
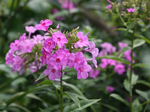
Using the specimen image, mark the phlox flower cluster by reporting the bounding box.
[5,19,100,81]
[98,42,136,75]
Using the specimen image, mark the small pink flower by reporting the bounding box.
[21,40,35,53]
[114,64,125,75]
[105,4,112,10]
[127,8,135,14]
[35,19,53,31]
[106,86,115,93]
[100,42,116,54]
[25,26,36,33]
[107,0,112,3]
[58,0,75,10]
[43,38,56,53]
[99,59,108,69]
[74,32,89,48]
[89,69,100,79]
[52,32,68,48]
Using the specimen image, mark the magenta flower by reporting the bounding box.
[127,8,135,14]
[106,86,115,93]
[68,52,85,70]
[58,0,75,10]
[77,61,91,79]
[74,32,89,48]
[25,26,36,39]
[43,38,56,53]
[12,56,23,71]
[118,42,128,51]
[99,50,107,57]
[40,48,52,64]
[99,59,108,69]
[107,59,116,66]
[52,32,68,48]
[87,41,99,58]
[19,33,27,42]
[33,34,44,44]
[44,65,61,80]
[114,64,125,75]
[105,4,112,10]
[107,0,112,3]
[29,60,43,72]
[5,50,14,65]
[21,40,35,53]
[10,40,20,53]
[100,42,116,54]
[35,19,53,31]
[89,68,100,79]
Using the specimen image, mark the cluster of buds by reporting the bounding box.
[5,19,99,80]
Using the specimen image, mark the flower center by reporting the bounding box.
[42,22,45,26]
[79,67,84,72]
[56,58,60,62]
[43,54,46,58]
[26,46,30,49]
[51,68,56,73]
[75,58,79,63]
[57,37,61,41]
[47,41,51,46]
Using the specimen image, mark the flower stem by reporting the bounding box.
[60,70,64,112]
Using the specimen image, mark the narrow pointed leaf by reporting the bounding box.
[137,80,150,87]
[35,72,46,82]
[133,39,145,48]
[135,89,149,101]
[118,47,131,58]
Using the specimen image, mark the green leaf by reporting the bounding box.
[125,22,136,35]
[63,83,85,97]
[96,55,130,65]
[100,103,120,112]
[132,99,142,112]
[118,47,131,58]
[6,85,49,106]
[9,103,31,112]
[135,89,149,101]
[64,99,100,112]
[35,72,46,82]
[127,70,139,85]
[38,80,60,90]
[133,63,150,68]
[123,79,131,94]
[65,92,81,108]
[133,39,145,48]
[110,94,129,106]
[137,80,150,88]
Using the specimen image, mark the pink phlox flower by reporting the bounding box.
[43,38,56,53]
[114,64,125,75]
[40,48,52,64]
[33,34,44,44]
[106,4,112,10]
[89,68,100,79]
[107,0,112,3]
[68,52,85,70]
[124,49,135,63]
[12,55,23,71]
[5,49,14,65]
[58,0,75,10]
[106,86,115,93]
[35,19,53,31]
[44,65,61,80]
[10,40,20,53]
[99,58,108,69]
[87,41,99,57]
[77,61,91,79]
[127,8,135,14]
[118,42,128,52]
[19,33,27,42]
[74,32,89,48]
[25,26,36,33]
[107,59,116,66]
[99,49,107,57]
[92,58,98,68]
[100,42,116,54]
[49,53,65,70]
[52,32,68,48]
[21,39,35,53]
[29,60,43,72]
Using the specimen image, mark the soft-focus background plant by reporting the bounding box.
[1,0,150,112]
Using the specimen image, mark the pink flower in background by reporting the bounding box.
[127,8,135,14]
[87,41,99,58]
[118,42,128,51]
[89,69,100,79]
[35,19,53,31]
[25,26,36,39]
[77,61,91,79]
[10,40,20,52]
[74,32,89,48]
[58,0,74,10]
[107,59,116,66]
[106,86,115,93]
[44,65,61,80]
[52,32,68,47]
[12,56,23,71]
[100,42,116,54]
[114,64,125,75]
[107,0,112,3]
[21,40,35,53]
[106,4,112,10]
[5,50,14,65]
[52,8,65,21]
[99,58,108,69]
[99,50,107,57]
[19,33,27,42]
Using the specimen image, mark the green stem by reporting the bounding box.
[55,88,61,109]
[143,103,148,112]
[60,70,64,112]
